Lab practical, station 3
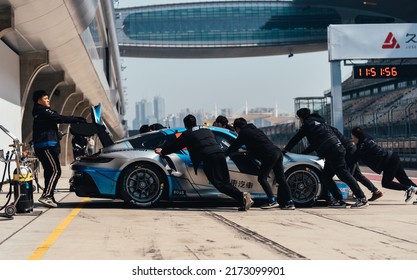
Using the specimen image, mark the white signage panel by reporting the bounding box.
[328,23,417,61]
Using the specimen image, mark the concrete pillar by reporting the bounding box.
[330,61,344,133]
[20,51,49,115]
[20,51,49,146]
[0,6,13,38]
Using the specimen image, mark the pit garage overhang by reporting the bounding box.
[0,0,126,149]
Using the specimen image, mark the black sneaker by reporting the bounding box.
[260,201,279,209]
[368,190,383,201]
[413,200,417,205]
[351,198,369,209]
[405,187,416,203]
[328,200,347,208]
[281,203,295,210]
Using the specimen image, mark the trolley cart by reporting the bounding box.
[0,125,35,218]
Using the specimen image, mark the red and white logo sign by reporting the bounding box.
[382,32,400,49]
[329,24,417,60]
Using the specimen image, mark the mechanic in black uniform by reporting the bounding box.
[32,90,86,207]
[283,108,368,208]
[303,113,383,202]
[350,126,417,203]
[150,123,166,131]
[213,115,235,131]
[155,114,252,211]
[226,117,295,210]
[139,124,151,133]
[333,126,383,201]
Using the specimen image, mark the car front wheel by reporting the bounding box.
[285,165,322,208]
[119,163,165,207]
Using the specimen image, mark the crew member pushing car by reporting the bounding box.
[283,108,368,209]
[227,117,295,210]
[155,114,252,211]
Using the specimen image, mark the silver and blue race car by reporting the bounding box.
[69,105,327,208]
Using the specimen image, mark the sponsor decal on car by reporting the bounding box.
[231,179,253,189]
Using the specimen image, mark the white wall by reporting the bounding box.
[0,40,21,157]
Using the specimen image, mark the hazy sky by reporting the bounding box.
[117,0,352,124]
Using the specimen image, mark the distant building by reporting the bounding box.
[166,114,181,128]
[131,96,166,129]
[220,108,233,118]
[132,99,152,130]
[154,96,166,123]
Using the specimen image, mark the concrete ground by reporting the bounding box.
[1,166,417,261]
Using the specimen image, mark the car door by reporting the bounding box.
[215,130,274,200]
[185,129,270,200]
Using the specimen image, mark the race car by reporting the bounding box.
[69,105,327,208]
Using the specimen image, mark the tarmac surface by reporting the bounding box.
[1,166,417,261]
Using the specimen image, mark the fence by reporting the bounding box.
[262,122,417,168]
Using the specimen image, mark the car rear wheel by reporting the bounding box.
[285,165,322,208]
[119,163,165,207]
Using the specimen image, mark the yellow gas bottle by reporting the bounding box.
[13,166,34,213]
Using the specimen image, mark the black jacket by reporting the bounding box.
[32,103,84,149]
[331,126,356,154]
[285,115,341,158]
[226,123,279,162]
[161,127,223,174]
[350,134,392,174]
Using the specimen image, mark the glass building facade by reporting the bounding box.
[116,1,396,51]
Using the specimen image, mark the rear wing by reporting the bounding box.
[69,104,114,148]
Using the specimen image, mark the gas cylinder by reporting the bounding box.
[13,166,34,213]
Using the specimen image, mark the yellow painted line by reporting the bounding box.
[28,198,90,260]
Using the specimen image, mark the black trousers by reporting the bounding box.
[346,147,378,193]
[382,153,417,191]
[258,149,292,205]
[203,152,243,205]
[351,163,378,193]
[321,145,365,201]
[35,146,61,198]
[326,162,378,199]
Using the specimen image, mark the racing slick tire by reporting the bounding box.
[285,165,322,208]
[119,163,166,207]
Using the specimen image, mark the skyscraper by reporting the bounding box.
[132,99,152,130]
[131,96,166,129]
[153,96,166,123]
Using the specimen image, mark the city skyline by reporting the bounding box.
[130,93,292,130]
[132,96,167,130]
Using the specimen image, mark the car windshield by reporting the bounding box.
[127,131,177,149]
[122,127,236,152]
[212,130,235,152]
